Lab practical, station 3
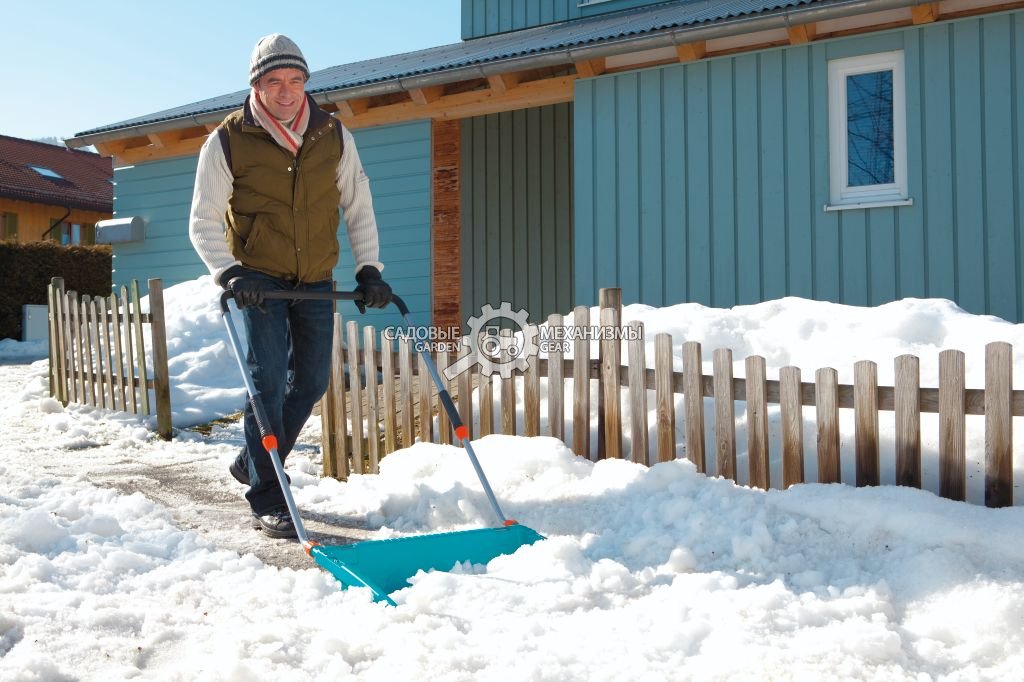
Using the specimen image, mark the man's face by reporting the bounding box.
[254,68,307,121]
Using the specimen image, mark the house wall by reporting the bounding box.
[109,120,434,327]
[461,103,574,324]
[461,0,667,39]
[574,9,1024,321]
[0,197,109,243]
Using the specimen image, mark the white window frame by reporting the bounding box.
[826,50,910,211]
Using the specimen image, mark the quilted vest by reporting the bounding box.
[218,98,343,282]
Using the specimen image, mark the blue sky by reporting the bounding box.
[3,1,462,142]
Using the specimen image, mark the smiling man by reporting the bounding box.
[188,34,393,539]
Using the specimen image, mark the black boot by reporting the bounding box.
[251,508,297,539]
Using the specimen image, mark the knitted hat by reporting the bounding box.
[249,34,309,85]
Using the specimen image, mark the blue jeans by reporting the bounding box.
[239,275,334,515]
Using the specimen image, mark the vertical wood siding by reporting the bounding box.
[461,104,574,324]
[574,11,1024,321]
[461,0,667,39]
[110,121,433,328]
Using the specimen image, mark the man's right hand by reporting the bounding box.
[218,265,265,309]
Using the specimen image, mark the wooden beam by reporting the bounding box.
[410,85,444,105]
[787,22,818,44]
[911,2,940,24]
[487,72,520,93]
[574,58,606,78]
[336,98,369,118]
[338,75,577,130]
[114,136,207,165]
[676,41,706,62]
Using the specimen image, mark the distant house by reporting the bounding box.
[0,135,112,245]
[65,0,1024,327]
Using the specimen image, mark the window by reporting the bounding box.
[48,221,95,246]
[827,51,909,210]
[1,212,17,241]
[29,165,64,180]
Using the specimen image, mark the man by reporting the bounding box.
[189,34,392,539]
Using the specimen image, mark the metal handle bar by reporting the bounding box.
[219,289,410,315]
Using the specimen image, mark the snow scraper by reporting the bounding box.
[220,289,543,605]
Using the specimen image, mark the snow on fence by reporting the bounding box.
[321,287,1015,508]
[46,277,172,440]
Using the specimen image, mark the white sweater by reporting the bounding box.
[188,122,384,285]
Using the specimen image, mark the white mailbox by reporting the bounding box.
[95,216,145,244]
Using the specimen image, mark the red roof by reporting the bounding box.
[0,135,112,213]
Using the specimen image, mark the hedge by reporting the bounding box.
[0,242,112,341]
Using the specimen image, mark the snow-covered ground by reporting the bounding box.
[2,279,1023,680]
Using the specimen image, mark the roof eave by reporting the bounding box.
[64,0,922,150]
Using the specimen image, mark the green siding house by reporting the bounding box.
[67,0,1024,326]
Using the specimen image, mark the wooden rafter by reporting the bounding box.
[787,22,817,44]
[487,72,521,93]
[410,85,445,105]
[676,41,706,62]
[911,2,941,24]
[336,98,369,118]
[574,58,607,78]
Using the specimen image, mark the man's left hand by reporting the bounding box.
[354,266,392,313]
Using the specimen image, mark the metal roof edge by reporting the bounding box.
[65,0,920,149]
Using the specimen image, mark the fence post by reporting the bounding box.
[47,279,60,399]
[985,342,1013,508]
[120,287,137,414]
[49,278,68,405]
[655,333,676,463]
[572,305,591,459]
[524,326,541,437]
[381,331,398,455]
[437,349,452,444]
[130,281,150,415]
[600,305,622,458]
[547,313,564,442]
[894,354,921,488]
[780,366,804,489]
[456,343,474,441]
[399,338,415,447]
[84,295,98,406]
[627,321,648,465]
[363,325,380,472]
[939,349,965,501]
[816,367,840,484]
[99,297,114,411]
[746,355,770,489]
[479,370,493,437]
[713,348,736,481]
[854,360,879,487]
[682,341,705,473]
[346,321,364,474]
[321,313,342,478]
[147,279,172,440]
[500,329,517,436]
[418,350,434,443]
[598,288,622,459]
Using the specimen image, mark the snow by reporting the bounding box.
[1,276,1023,680]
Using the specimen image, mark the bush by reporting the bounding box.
[0,242,112,340]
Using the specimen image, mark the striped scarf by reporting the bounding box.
[249,87,310,156]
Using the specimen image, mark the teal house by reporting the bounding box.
[67,0,1024,328]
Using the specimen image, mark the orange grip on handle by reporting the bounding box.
[262,435,279,452]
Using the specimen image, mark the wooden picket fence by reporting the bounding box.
[47,277,172,439]
[320,288,1017,508]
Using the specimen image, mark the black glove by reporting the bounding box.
[354,265,392,313]
[219,265,265,309]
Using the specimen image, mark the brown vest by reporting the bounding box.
[218,98,343,282]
